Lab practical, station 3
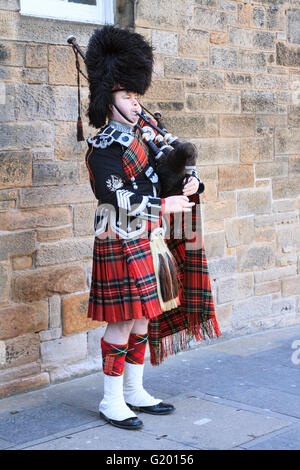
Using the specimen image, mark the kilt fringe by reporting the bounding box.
[149,316,221,366]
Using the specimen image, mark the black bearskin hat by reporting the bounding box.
[85,25,154,129]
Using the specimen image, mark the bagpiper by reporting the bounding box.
[84,25,220,430]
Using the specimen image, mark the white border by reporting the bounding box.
[19,0,114,25]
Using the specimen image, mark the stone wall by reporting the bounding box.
[0,0,300,398]
[137,1,300,331]
[0,0,134,398]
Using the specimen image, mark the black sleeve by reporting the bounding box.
[86,144,164,223]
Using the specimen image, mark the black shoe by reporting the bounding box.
[99,412,143,430]
[126,402,175,415]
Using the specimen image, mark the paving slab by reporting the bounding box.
[137,397,292,450]
[242,424,300,450]
[0,324,300,450]
[23,425,198,451]
[0,403,98,446]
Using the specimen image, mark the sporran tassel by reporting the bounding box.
[150,228,180,312]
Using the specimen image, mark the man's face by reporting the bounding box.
[110,90,141,126]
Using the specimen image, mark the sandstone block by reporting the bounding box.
[219,115,255,137]
[78,161,90,184]
[277,226,300,253]
[12,256,32,270]
[288,105,300,127]
[241,90,281,113]
[0,261,9,297]
[0,207,72,230]
[218,164,254,191]
[232,295,272,326]
[210,46,238,69]
[287,8,300,44]
[215,304,232,331]
[276,128,300,155]
[272,297,296,316]
[192,138,239,167]
[1,333,40,370]
[164,57,199,78]
[39,328,62,342]
[25,44,48,68]
[237,188,272,216]
[12,264,86,302]
[237,243,275,272]
[254,73,288,90]
[48,294,61,329]
[0,40,24,66]
[288,155,300,178]
[253,30,275,49]
[0,301,48,340]
[0,361,41,385]
[144,79,184,101]
[239,50,267,72]
[216,276,236,304]
[32,161,78,186]
[203,231,225,258]
[0,150,32,188]
[276,42,300,67]
[282,277,300,296]
[36,226,73,242]
[207,256,236,279]
[187,93,240,113]
[225,217,254,248]
[73,203,96,236]
[203,192,236,222]
[256,158,288,179]
[136,0,193,30]
[179,29,209,57]
[40,333,87,369]
[255,280,281,296]
[0,372,50,399]
[224,72,252,88]
[198,70,224,90]
[210,31,227,45]
[152,30,178,55]
[273,178,300,199]
[62,292,105,335]
[14,83,55,121]
[54,121,89,160]
[35,238,94,267]
[0,230,36,261]
[194,7,227,31]
[240,136,273,163]
[48,45,78,86]
[0,122,55,150]
[236,273,254,299]
[87,326,106,358]
[163,114,207,138]
[20,183,94,208]
[228,26,252,47]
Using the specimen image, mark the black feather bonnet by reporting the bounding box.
[85,25,154,129]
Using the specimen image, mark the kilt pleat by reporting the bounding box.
[87,236,161,323]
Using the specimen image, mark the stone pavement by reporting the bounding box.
[0,324,300,451]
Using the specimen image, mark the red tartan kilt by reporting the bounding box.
[87,236,162,323]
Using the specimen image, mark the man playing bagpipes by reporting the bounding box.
[82,26,220,430]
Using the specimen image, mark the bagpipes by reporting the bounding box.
[67,33,204,312]
[67,35,204,199]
